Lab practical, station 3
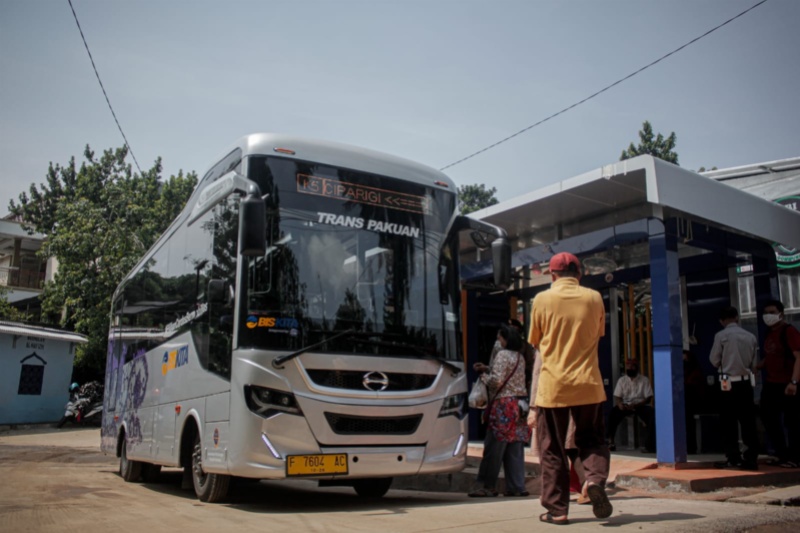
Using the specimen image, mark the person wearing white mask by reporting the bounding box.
[757,300,800,469]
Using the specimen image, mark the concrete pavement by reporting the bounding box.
[1,427,800,532]
[398,442,800,506]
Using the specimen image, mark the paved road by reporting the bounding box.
[1,427,798,532]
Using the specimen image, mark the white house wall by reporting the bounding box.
[0,333,76,424]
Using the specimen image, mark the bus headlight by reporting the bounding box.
[245,385,303,417]
[438,393,466,418]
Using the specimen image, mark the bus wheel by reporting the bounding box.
[353,477,393,498]
[191,433,230,502]
[141,463,162,483]
[119,437,142,482]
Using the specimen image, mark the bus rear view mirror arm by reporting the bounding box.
[451,215,511,290]
[187,171,263,226]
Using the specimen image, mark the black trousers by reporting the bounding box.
[720,380,759,463]
[607,405,656,451]
[761,382,800,462]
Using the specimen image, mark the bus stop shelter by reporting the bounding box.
[460,154,800,464]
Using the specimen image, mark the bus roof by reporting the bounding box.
[219,133,457,191]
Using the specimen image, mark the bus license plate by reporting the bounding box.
[286,454,348,476]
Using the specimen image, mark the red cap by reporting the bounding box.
[549,252,581,273]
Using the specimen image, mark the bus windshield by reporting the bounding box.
[239,155,461,360]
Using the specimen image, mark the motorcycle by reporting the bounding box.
[57,381,104,428]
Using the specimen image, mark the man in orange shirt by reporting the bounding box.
[529,252,612,525]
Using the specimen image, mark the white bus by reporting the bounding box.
[101,133,510,502]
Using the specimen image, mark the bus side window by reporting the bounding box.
[203,199,239,379]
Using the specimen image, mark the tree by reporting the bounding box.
[458,184,499,215]
[0,285,31,321]
[9,145,197,376]
[620,120,679,165]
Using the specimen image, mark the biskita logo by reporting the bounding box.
[162,345,189,376]
[247,316,300,329]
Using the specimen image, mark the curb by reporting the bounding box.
[615,469,800,493]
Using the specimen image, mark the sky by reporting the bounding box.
[1,0,799,217]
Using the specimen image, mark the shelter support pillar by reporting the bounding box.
[648,219,687,464]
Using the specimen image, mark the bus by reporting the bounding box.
[101,133,510,502]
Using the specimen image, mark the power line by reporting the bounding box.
[439,0,770,172]
[67,0,143,174]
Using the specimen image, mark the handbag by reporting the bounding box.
[517,398,530,419]
[468,379,488,409]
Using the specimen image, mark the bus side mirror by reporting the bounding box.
[492,238,511,289]
[208,279,226,304]
[240,193,266,257]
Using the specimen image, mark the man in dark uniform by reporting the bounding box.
[709,306,759,470]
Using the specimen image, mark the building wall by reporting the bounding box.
[702,158,800,317]
[0,333,76,424]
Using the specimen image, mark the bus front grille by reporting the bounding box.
[324,412,422,435]
[306,370,436,391]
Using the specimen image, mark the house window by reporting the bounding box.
[18,364,45,395]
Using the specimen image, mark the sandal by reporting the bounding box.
[539,512,569,525]
[504,490,530,497]
[468,487,498,497]
[586,483,613,519]
[778,460,799,469]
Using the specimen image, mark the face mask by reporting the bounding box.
[626,370,638,378]
[763,314,781,327]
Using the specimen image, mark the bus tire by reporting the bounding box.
[191,433,230,502]
[353,477,392,498]
[119,437,142,482]
[141,463,162,483]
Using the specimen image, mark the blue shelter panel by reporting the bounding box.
[648,219,687,464]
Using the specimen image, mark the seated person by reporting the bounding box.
[607,359,656,452]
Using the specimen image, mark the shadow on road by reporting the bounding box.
[132,469,491,514]
[594,511,705,528]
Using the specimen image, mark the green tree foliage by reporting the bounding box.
[8,146,197,376]
[620,120,679,165]
[0,285,31,321]
[458,184,499,215]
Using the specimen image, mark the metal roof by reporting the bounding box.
[701,156,800,202]
[462,155,800,259]
[0,321,88,344]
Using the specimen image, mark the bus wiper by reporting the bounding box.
[346,334,462,376]
[271,328,356,369]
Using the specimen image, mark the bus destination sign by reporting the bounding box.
[297,174,429,214]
